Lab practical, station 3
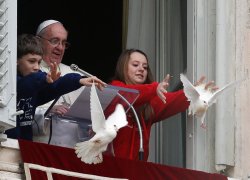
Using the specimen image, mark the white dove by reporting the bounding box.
[75,83,128,164]
[180,73,243,128]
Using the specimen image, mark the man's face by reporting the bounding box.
[17,54,42,76]
[40,23,68,65]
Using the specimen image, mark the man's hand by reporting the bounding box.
[51,104,69,115]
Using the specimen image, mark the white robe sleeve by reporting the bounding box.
[32,101,53,136]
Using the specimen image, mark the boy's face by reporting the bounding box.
[17,53,42,76]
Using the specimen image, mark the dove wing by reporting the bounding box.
[90,83,106,133]
[180,73,200,101]
[208,79,244,106]
[105,104,128,130]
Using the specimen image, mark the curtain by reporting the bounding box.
[125,0,186,167]
[126,0,156,74]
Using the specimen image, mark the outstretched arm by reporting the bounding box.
[153,74,219,123]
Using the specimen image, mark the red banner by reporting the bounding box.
[19,139,227,180]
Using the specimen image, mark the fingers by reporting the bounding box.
[157,90,166,104]
[56,72,61,79]
[162,74,170,86]
[90,76,107,91]
[195,75,205,86]
[161,74,170,89]
[156,74,170,104]
[49,62,61,82]
[204,81,219,91]
[196,75,219,91]
[163,74,170,83]
[211,86,219,91]
[96,83,105,91]
[80,76,107,90]
[204,81,214,90]
[46,72,53,83]
[49,62,57,74]
[91,76,107,86]
[51,105,69,115]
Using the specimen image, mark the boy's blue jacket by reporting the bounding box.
[6,71,83,140]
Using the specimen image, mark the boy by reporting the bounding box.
[5,34,105,140]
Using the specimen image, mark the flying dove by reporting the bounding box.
[180,73,243,128]
[75,83,128,164]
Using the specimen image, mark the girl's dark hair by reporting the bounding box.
[112,48,154,84]
[17,34,43,60]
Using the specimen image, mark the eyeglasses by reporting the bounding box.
[38,36,70,49]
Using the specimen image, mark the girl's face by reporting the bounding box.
[17,54,42,76]
[127,52,148,84]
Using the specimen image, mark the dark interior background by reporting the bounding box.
[17,0,123,82]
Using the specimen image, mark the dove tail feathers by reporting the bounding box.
[75,141,91,157]
[75,140,106,164]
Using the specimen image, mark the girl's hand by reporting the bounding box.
[195,75,219,92]
[157,74,170,104]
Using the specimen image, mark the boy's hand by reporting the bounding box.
[46,62,61,83]
[79,76,106,91]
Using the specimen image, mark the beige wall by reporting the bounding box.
[0,139,24,179]
[227,0,250,178]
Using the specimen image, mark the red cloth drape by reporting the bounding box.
[19,139,227,180]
